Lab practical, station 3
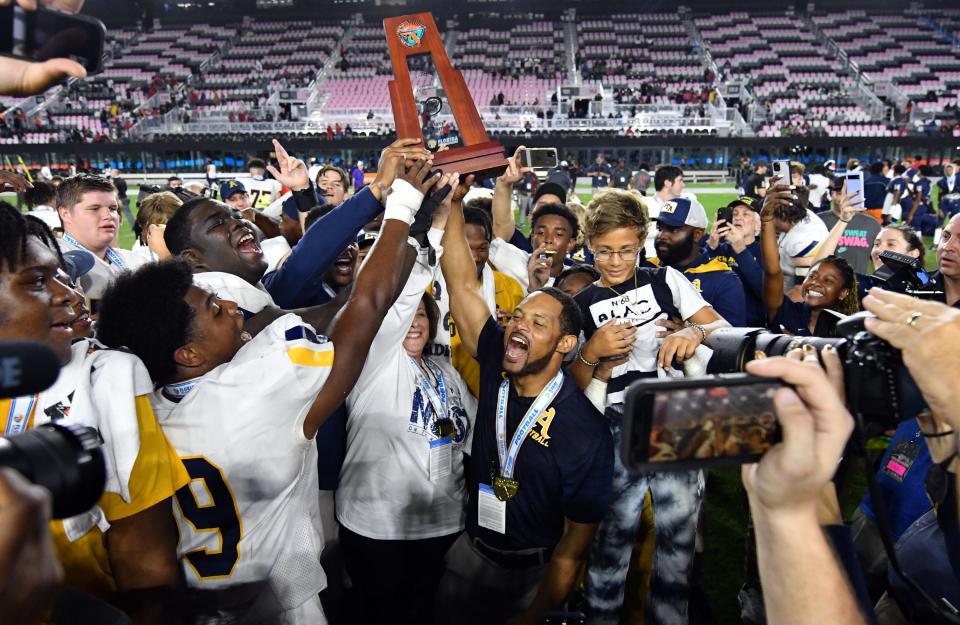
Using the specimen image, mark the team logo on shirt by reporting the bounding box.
[397,21,426,47]
[528,407,555,447]
[408,387,469,444]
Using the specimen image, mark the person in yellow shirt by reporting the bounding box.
[0,204,188,625]
[447,206,525,397]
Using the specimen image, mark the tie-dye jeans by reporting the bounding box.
[585,403,705,625]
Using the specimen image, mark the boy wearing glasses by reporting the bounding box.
[568,189,731,625]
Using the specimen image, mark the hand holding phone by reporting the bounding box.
[773,160,792,188]
[740,351,854,514]
[0,2,104,96]
[522,147,559,170]
[623,374,784,472]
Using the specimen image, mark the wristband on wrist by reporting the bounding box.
[578,349,599,368]
[383,179,424,225]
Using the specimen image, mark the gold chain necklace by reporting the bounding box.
[600,270,639,306]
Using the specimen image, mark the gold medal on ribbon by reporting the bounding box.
[493,476,519,502]
[437,418,454,438]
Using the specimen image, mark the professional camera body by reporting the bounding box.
[707,312,923,432]
[0,340,106,518]
[862,250,943,300]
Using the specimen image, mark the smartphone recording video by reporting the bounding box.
[773,159,792,187]
[521,147,558,170]
[845,171,865,206]
[623,374,783,472]
[716,206,733,225]
[0,5,106,74]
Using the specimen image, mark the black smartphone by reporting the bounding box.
[622,374,783,472]
[0,5,106,74]
[716,206,733,226]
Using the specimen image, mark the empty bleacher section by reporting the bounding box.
[1,7,959,144]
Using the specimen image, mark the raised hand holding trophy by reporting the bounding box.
[384,13,507,178]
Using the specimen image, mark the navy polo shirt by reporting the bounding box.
[466,318,613,551]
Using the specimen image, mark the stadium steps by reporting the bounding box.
[305,25,357,127]
[563,17,577,85]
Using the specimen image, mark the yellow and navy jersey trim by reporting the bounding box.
[285,325,334,367]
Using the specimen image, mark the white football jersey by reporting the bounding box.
[339,245,477,540]
[151,314,334,619]
[239,176,283,210]
[2,340,158,538]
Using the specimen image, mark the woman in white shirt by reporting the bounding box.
[337,235,477,625]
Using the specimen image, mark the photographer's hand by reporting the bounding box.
[0,469,62,625]
[0,1,87,96]
[742,355,853,516]
[741,356,864,625]
[863,288,960,431]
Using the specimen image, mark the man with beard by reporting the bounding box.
[435,195,613,625]
[651,197,746,326]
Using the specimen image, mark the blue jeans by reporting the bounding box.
[585,403,705,625]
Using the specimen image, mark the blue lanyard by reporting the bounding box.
[409,356,448,428]
[495,369,563,479]
[63,233,126,271]
[163,378,199,400]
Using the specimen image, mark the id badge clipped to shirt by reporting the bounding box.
[478,484,506,534]
[429,436,452,481]
[883,439,921,483]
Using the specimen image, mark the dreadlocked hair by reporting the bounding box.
[0,203,63,277]
[816,255,859,315]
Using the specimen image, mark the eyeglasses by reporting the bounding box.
[594,247,639,262]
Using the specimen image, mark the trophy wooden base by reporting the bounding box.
[430,140,507,179]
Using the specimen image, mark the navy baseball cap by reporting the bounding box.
[356,230,378,248]
[219,179,247,200]
[656,197,708,229]
[533,182,567,205]
[62,249,95,283]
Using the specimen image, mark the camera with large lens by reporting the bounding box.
[861,250,942,299]
[707,312,924,432]
[0,340,106,519]
[0,423,106,519]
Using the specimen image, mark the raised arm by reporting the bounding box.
[263,138,431,308]
[441,182,495,358]
[761,180,791,320]
[811,187,864,266]
[301,158,446,438]
[492,147,526,242]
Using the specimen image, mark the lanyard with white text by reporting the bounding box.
[495,369,563,480]
[409,356,448,428]
[63,233,126,271]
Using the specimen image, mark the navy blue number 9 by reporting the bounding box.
[176,457,242,579]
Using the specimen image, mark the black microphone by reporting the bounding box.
[0,341,61,399]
